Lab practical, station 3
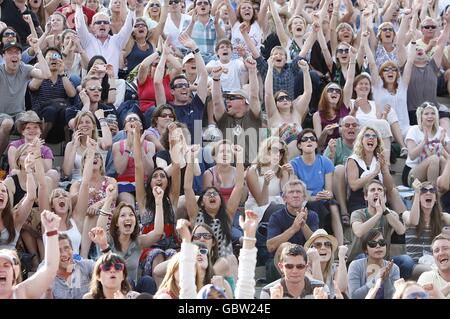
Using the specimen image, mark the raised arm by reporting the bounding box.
[74,0,92,49]
[225,145,245,220]
[133,121,147,214]
[363,30,381,88]
[177,219,198,299]
[264,57,278,120]
[335,245,349,294]
[211,66,226,122]
[18,211,61,299]
[139,186,165,247]
[293,60,312,121]
[402,37,416,86]
[395,8,413,66]
[154,40,169,106]
[383,0,399,22]
[268,0,289,47]
[298,24,318,59]
[244,56,260,117]
[149,0,169,45]
[96,184,116,231]
[29,38,51,80]
[316,23,333,71]
[168,123,181,209]
[433,11,450,68]
[258,0,270,36]
[294,0,313,24]
[137,51,160,85]
[115,0,137,48]
[342,46,357,108]
[224,0,237,26]
[13,154,37,228]
[184,145,201,224]
[94,109,113,150]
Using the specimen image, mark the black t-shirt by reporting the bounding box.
[64,103,117,130]
[1,0,40,46]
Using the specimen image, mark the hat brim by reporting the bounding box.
[16,120,44,134]
[304,233,338,253]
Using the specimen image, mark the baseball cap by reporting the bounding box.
[224,89,249,104]
[182,53,195,65]
[2,41,23,53]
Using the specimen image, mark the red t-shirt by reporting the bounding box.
[138,74,174,112]
[57,5,96,29]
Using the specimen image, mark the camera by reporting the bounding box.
[52,52,61,60]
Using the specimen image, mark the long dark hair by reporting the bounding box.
[145,168,176,226]
[192,223,219,264]
[197,187,231,245]
[416,182,445,239]
[90,253,131,299]
[0,182,15,243]
[110,202,140,252]
[87,55,110,100]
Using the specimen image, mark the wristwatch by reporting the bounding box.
[61,72,68,78]
[383,209,390,216]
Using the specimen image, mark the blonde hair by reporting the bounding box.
[377,22,395,41]
[287,15,306,35]
[73,111,99,141]
[253,136,287,178]
[14,143,31,170]
[49,188,73,229]
[353,126,385,159]
[416,102,440,136]
[81,151,105,176]
[379,60,399,92]
[392,281,425,299]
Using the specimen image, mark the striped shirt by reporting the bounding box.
[405,226,434,263]
[31,75,68,111]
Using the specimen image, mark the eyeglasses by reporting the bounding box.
[343,123,358,128]
[205,190,219,197]
[312,241,333,249]
[275,95,291,102]
[149,3,160,7]
[381,27,394,32]
[226,95,245,101]
[337,48,349,54]
[300,136,317,142]
[159,113,174,119]
[420,187,437,194]
[422,25,437,29]
[405,291,429,299]
[383,66,397,72]
[134,24,147,28]
[364,133,377,139]
[93,20,110,25]
[196,1,209,5]
[126,117,141,123]
[283,263,306,270]
[99,262,125,272]
[198,248,209,255]
[367,239,387,248]
[87,86,102,92]
[3,32,16,37]
[327,87,341,94]
[172,82,189,89]
[169,0,180,4]
[193,232,213,240]
[269,146,285,154]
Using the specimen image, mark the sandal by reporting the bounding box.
[400,147,408,158]
[341,214,350,226]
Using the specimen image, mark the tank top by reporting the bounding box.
[88,178,109,207]
[405,226,433,263]
[60,218,82,255]
[319,105,350,146]
[138,74,173,112]
[207,166,235,204]
[116,140,149,183]
[11,174,27,206]
[0,227,20,250]
[126,41,153,76]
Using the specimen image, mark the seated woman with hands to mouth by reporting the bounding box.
[0,210,61,299]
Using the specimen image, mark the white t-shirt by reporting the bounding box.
[206,58,246,92]
[231,21,262,57]
[405,126,450,168]
[163,13,192,49]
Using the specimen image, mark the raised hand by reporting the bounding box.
[23,14,33,25]
[382,104,391,118]
[88,227,108,246]
[176,219,192,242]
[263,170,275,185]
[281,163,294,175]
[41,210,61,232]
[379,259,394,281]
[211,66,223,80]
[243,56,257,70]
[298,59,309,72]
[178,33,197,50]
[152,186,164,202]
[24,153,36,173]
[105,183,116,199]
[239,22,249,34]
[79,89,90,106]
[239,210,258,238]
[328,138,337,154]
[307,247,320,264]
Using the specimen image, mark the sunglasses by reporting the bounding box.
[159,113,174,119]
[276,95,291,102]
[367,239,387,248]
[343,123,358,128]
[134,24,147,28]
[149,3,160,7]
[405,291,429,299]
[420,187,437,194]
[196,1,209,5]
[126,117,141,123]
[284,263,306,270]
[337,48,349,54]
[269,146,285,154]
[383,66,397,72]
[173,82,189,89]
[381,27,393,32]
[205,190,219,197]
[193,232,213,240]
[312,241,333,249]
[3,32,16,37]
[422,25,437,29]
[300,136,317,142]
[99,262,125,272]
[364,133,377,139]
[87,86,102,92]
[198,247,209,255]
[226,95,245,101]
[327,87,341,94]
[93,20,110,25]
[169,0,180,4]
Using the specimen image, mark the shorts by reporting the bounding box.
[118,182,136,194]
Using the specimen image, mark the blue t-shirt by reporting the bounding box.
[170,94,205,144]
[290,155,335,196]
[267,207,319,251]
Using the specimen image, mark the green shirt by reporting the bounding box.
[323,138,353,166]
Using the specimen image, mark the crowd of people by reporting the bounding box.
[0,0,450,299]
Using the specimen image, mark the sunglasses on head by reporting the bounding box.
[327,87,341,94]
[422,25,437,29]
[300,135,317,142]
[276,95,291,102]
[284,263,306,270]
[337,48,349,54]
[383,66,397,72]
[381,27,393,32]
[87,86,102,92]
[99,262,125,272]
[193,232,213,240]
[405,291,429,299]
[367,239,387,248]
[3,31,16,37]
[159,113,174,119]
[149,3,160,7]
[420,187,437,194]
[172,82,189,89]
[364,133,377,139]
[169,0,180,4]
[312,241,333,249]
[94,20,110,25]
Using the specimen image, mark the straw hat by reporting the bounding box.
[15,111,44,134]
[304,229,338,253]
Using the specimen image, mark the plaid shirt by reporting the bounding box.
[256,55,303,98]
[191,17,222,58]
